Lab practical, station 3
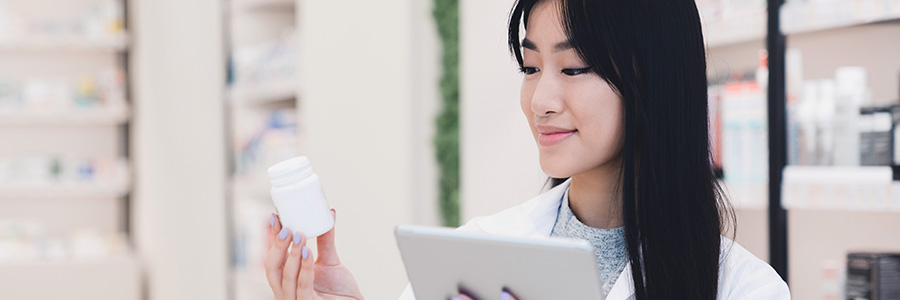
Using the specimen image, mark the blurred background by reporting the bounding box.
[0,0,897,299]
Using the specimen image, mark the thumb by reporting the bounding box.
[316,208,341,265]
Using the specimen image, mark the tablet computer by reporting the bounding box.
[395,225,604,299]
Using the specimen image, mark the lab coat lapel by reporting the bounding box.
[472,179,570,238]
[605,261,636,300]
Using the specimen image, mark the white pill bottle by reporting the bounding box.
[268,156,334,238]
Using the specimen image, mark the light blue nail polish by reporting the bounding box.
[301,246,309,259]
[270,214,276,226]
[293,232,302,245]
[279,228,288,240]
[500,291,512,300]
[451,296,463,300]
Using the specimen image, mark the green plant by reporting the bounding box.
[433,0,459,227]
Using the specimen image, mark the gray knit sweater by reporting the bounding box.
[549,188,628,298]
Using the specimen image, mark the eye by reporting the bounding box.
[519,66,540,75]
[561,67,592,76]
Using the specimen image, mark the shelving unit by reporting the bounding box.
[774,1,900,298]
[0,0,139,299]
[224,0,301,298]
[705,1,900,297]
[700,0,773,264]
[760,0,900,298]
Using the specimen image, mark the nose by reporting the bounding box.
[530,73,564,116]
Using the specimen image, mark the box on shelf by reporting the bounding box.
[0,0,124,43]
[847,252,900,300]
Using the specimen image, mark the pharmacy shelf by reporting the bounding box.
[781,0,900,35]
[0,34,129,52]
[781,166,900,212]
[0,255,140,300]
[228,78,298,107]
[705,0,900,48]
[0,182,130,200]
[720,180,769,210]
[230,0,295,13]
[0,106,130,126]
[704,11,767,48]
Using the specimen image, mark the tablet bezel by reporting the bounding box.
[395,225,605,299]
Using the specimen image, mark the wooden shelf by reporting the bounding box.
[0,34,129,52]
[0,106,130,126]
[781,0,900,36]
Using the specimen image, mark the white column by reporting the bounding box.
[460,0,547,222]
[130,0,228,299]
[299,1,440,299]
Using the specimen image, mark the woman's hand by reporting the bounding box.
[451,289,518,300]
[266,210,364,300]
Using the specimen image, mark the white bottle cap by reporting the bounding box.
[268,156,314,187]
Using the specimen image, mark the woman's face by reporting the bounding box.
[520,2,625,178]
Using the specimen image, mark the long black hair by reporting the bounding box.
[508,0,735,298]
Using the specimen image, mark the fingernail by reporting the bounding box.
[451,297,463,300]
[293,232,302,245]
[301,246,309,259]
[279,228,288,240]
[331,208,336,221]
[501,291,512,300]
[270,214,276,226]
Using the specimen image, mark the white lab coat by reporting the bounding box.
[398,178,791,300]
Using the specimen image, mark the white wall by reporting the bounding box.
[460,0,547,222]
[130,0,228,299]
[299,0,440,299]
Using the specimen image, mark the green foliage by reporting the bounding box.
[433,0,460,227]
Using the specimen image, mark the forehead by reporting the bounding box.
[524,1,566,42]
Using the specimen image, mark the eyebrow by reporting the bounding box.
[521,38,574,53]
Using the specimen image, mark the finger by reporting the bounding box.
[316,209,341,265]
[281,231,302,300]
[501,289,519,300]
[297,232,316,299]
[265,226,292,299]
[449,294,475,300]
[270,213,283,245]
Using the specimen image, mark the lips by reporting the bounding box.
[536,124,577,146]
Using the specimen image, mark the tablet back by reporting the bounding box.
[395,225,604,299]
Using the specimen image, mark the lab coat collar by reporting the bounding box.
[469,178,636,299]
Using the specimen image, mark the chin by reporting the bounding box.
[538,154,577,179]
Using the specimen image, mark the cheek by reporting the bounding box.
[520,80,536,131]
[571,85,625,155]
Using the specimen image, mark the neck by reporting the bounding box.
[568,157,624,229]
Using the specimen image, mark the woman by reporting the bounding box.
[264,0,791,299]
